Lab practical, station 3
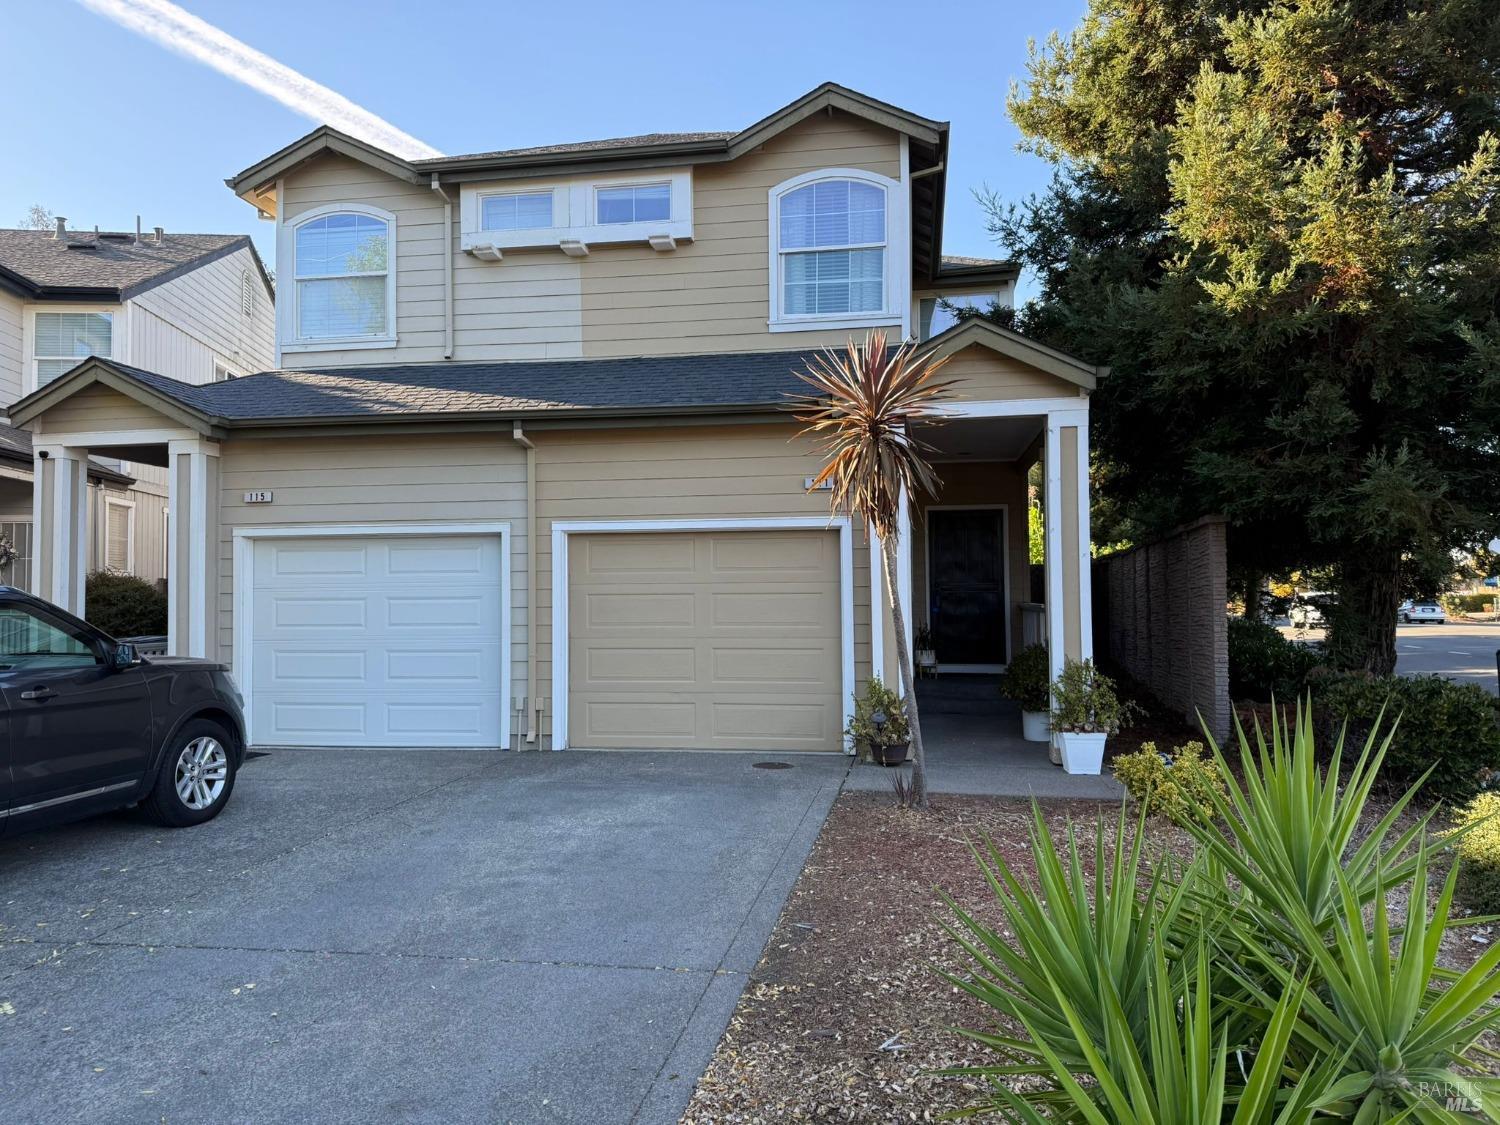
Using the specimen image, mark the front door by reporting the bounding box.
[0,601,153,823]
[927,508,1007,667]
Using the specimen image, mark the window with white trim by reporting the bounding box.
[769,171,903,330]
[481,190,553,232]
[596,183,670,225]
[33,310,112,386]
[213,359,237,381]
[104,498,135,575]
[291,210,392,342]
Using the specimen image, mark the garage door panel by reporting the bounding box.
[249,535,504,748]
[569,530,841,752]
[583,591,696,629]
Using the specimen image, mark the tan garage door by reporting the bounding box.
[568,530,843,752]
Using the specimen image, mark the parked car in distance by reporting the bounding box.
[0,587,245,838]
[1288,592,1335,629]
[1400,599,1446,624]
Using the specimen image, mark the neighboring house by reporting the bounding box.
[0,225,274,589]
[10,83,1102,755]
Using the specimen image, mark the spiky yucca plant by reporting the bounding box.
[792,330,955,809]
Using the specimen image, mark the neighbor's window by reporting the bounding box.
[482,191,553,231]
[777,179,886,316]
[33,310,112,386]
[105,499,134,575]
[293,211,391,341]
[597,183,670,225]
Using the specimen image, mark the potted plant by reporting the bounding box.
[845,676,912,766]
[915,623,937,675]
[1049,658,1130,775]
[1000,642,1051,746]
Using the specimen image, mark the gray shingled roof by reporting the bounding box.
[416,132,736,165]
[0,422,133,484]
[0,229,256,300]
[103,351,836,423]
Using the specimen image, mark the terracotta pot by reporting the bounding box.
[866,739,910,767]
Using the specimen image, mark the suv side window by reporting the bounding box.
[0,604,101,671]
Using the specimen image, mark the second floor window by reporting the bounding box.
[482,191,553,232]
[34,311,112,386]
[597,183,670,225]
[777,178,886,316]
[293,211,391,341]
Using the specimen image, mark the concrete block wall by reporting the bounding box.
[1092,516,1230,742]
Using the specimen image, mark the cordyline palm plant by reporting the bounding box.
[792,330,955,809]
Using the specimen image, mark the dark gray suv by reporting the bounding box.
[0,586,246,836]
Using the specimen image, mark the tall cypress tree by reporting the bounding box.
[993,0,1500,673]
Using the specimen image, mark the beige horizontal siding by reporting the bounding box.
[942,344,1084,402]
[37,385,177,433]
[215,432,530,743]
[0,291,23,406]
[581,112,902,358]
[534,422,872,748]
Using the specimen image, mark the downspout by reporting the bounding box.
[429,174,454,360]
[511,421,539,746]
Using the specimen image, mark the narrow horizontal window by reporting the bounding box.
[597,183,670,225]
[481,191,553,232]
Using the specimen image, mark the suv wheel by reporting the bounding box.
[142,719,238,827]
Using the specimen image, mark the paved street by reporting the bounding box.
[1283,620,1500,694]
[0,748,846,1124]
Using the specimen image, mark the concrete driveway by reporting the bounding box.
[0,748,847,1124]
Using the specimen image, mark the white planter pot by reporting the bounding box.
[1057,731,1108,775]
[1021,710,1050,743]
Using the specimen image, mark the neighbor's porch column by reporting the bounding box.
[1042,409,1093,690]
[167,439,221,658]
[31,445,89,615]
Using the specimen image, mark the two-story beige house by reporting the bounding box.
[0,225,274,589]
[8,84,1101,754]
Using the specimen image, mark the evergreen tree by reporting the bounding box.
[991,0,1500,672]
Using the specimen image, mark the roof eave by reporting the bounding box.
[226,126,424,211]
[916,318,1106,392]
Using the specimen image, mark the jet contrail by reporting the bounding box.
[77,0,442,159]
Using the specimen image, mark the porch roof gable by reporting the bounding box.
[916,318,1109,393]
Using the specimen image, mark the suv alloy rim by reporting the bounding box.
[175,736,228,810]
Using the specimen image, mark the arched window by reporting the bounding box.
[770,170,901,330]
[290,207,393,343]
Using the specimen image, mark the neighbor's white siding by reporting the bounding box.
[128,245,275,381]
[0,290,23,406]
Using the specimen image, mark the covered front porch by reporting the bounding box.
[843,677,1122,798]
[863,346,1110,786]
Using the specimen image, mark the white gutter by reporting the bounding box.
[511,421,539,746]
[430,174,455,360]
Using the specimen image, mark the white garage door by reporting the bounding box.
[248,535,505,747]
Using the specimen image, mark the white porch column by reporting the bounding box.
[1042,408,1094,692]
[167,439,220,658]
[32,445,89,615]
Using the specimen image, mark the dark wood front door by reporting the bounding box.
[927,508,1007,666]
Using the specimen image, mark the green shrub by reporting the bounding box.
[1313,670,1500,800]
[1112,739,1227,824]
[1443,591,1498,615]
[844,675,909,755]
[998,642,1049,711]
[1449,791,1500,915]
[85,571,167,638]
[1227,615,1322,701]
[1049,658,1137,734]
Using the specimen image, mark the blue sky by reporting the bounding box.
[5,0,1087,300]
